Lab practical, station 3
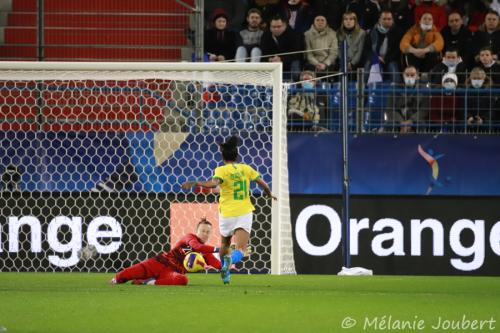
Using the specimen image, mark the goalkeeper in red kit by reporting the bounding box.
[110,218,221,286]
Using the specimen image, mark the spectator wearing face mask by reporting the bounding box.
[385,65,430,133]
[400,12,444,73]
[364,10,404,83]
[476,46,500,85]
[429,47,468,86]
[430,72,463,126]
[414,0,447,31]
[440,12,473,69]
[465,67,497,131]
[287,70,322,131]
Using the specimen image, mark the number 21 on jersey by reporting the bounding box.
[233,180,248,200]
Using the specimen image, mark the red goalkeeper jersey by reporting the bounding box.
[155,233,221,273]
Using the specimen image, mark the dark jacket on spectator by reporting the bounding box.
[365,25,404,65]
[429,62,468,86]
[384,0,414,33]
[309,0,345,30]
[204,28,238,60]
[282,2,313,34]
[440,25,473,69]
[448,0,488,33]
[385,83,430,122]
[247,0,282,26]
[465,76,497,123]
[478,62,500,86]
[345,0,365,27]
[363,0,382,31]
[261,26,302,70]
[473,29,500,58]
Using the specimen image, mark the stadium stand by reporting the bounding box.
[0,0,192,61]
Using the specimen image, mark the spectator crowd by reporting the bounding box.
[204,0,500,132]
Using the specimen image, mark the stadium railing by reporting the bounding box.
[284,70,500,135]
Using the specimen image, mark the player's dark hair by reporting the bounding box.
[219,135,239,162]
[197,217,212,229]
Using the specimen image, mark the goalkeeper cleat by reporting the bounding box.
[221,255,232,285]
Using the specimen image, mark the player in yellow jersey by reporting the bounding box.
[182,135,276,284]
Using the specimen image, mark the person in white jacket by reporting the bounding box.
[304,14,338,74]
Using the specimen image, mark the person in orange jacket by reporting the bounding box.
[400,12,444,73]
[414,0,447,31]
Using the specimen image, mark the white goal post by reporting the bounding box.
[0,61,295,275]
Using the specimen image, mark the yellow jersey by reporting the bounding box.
[213,163,261,217]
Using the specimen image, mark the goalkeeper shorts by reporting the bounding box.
[219,212,253,237]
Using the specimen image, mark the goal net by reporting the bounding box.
[0,62,295,275]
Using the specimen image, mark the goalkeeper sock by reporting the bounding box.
[230,249,243,265]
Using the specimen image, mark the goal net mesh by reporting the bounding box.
[0,63,295,275]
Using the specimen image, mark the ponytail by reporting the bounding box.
[219,135,239,161]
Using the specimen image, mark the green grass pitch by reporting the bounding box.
[0,273,499,333]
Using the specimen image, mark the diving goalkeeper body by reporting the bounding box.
[111,218,221,286]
